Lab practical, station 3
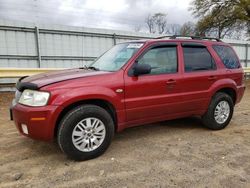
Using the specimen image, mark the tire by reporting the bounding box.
[202,92,234,130]
[57,104,114,161]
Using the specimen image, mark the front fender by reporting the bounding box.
[48,86,124,110]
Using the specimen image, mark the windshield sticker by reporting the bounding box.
[127,43,143,49]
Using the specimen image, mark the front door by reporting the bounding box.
[124,43,184,124]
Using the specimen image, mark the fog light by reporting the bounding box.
[21,124,28,134]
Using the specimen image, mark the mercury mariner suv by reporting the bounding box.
[10,36,245,161]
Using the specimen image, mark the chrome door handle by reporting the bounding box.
[166,79,176,84]
[208,76,217,80]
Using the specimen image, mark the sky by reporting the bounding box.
[0,0,194,31]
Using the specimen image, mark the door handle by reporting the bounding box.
[166,79,176,84]
[208,76,217,80]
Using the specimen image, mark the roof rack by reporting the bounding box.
[155,35,172,39]
[155,35,222,42]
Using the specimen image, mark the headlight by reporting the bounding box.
[19,89,50,107]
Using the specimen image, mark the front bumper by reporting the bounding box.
[10,103,63,141]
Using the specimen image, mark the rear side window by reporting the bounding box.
[183,47,216,72]
[213,45,240,69]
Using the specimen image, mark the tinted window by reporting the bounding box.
[183,47,216,72]
[213,45,239,69]
[138,46,177,75]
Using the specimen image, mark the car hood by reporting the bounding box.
[20,68,111,88]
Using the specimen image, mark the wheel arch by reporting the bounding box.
[209,79,237,105]
[54,99,117,138]
[215,87,236,104]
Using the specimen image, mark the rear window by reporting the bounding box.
[213,45,240,69]
[183,47,216,72]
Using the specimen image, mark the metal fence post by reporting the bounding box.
[245,43,248,68]
[113,33,116,45]
[35,26,41,68]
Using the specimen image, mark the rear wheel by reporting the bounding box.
[202,92,234,130]
[57,104,114,161]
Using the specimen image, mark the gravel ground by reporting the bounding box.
[0,82,250,188]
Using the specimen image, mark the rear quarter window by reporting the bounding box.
[213,45,240,69]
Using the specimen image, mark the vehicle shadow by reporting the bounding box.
[114,116,207,141]
[19,116,207,161]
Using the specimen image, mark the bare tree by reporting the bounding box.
[145,13,167,34]
[145,14,155,33]
[153,13,167,34]
[180,22,196,36]
[167,24,181,35]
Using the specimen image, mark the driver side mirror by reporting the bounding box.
[132,63,152,76]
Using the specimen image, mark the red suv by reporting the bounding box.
[11,36,245,161]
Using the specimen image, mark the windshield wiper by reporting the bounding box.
[79,65,99,71]
[79,65,88,69]
[87,66,100,71]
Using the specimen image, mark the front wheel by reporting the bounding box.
[202,92,234,130]
[57,104,114,161]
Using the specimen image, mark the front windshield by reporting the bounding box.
[89,42,144,71]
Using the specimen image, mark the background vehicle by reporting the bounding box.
[11,36,245,161]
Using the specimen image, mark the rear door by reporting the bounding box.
[180,43,219,112]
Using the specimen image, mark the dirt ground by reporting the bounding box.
[0,83,250,188]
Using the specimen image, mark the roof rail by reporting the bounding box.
[155,35,172,39]
[155,35,222,42]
